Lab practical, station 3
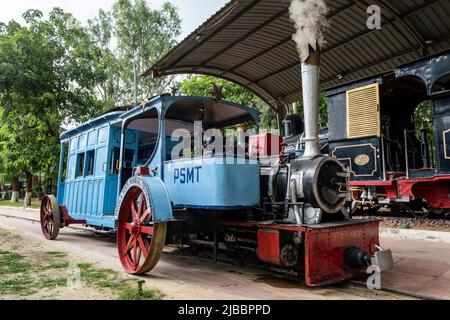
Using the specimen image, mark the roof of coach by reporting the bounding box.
[120,95,260,127]
[60,111,124,141]
[61,95,260,141]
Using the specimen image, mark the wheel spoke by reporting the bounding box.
[140,209,151,224]
[136,246,142,266]
[132,238,138,268]
[46,202,52,214]
[137,235,148,258]
[123,223,133,231]
[124,235,135,254]
[131,200,138,220]
[140,226,153,235]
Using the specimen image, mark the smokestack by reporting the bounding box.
[301,44,321,158]
[289,0,328,157]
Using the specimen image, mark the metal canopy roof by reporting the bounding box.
[145,0,450,112]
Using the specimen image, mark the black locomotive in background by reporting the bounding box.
[284,49,450,218]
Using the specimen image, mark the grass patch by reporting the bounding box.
[0,276,35,295]
[78,263,127,290]
[49,262,69,269]
[119,286,164,300]
[77,263,164,300]
[38,277,67,289]
[44,251,68,258]
[400,221,411,229]
[77,262,92,270]
[0,199,41,209]
[0,251,33,274]
[0,227,164,300]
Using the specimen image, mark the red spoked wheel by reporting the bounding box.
[117,185,167,274]
[40,195,60,240]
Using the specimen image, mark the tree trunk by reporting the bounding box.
[24,172,32,207]
[11,177,19,203]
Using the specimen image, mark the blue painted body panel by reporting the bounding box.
[57,96,261,229]
[164,157,260,208]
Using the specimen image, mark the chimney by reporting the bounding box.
[301,44,321,158]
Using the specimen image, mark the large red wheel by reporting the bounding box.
[40,195,60,240]
[117,185,167,274]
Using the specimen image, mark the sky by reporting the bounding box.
[0,0,229,40]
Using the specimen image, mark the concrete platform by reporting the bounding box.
[381,237,450,299]
[0,206,449,300]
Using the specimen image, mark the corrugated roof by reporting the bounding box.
[145,0,450,112]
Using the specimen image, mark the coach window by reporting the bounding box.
[76,153,85,178]
[110,147,120,175]
[86,150,95,176]
[60,142,69,182]
[125,109,159,166]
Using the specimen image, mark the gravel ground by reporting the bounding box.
[354,209,450,232]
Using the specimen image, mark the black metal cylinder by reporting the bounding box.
[344,247,371,270]
[291,155,348,214]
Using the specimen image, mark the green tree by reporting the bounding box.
[0,9,107,202]
[295,93,329,128]
[180,75,278,129]
[0,110,59,203]
[88,0,181,106]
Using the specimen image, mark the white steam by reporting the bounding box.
[289,0,329,62]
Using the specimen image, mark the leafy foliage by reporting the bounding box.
[88,0,181,105]
[180,75,278,129]
[414,100,435,165]
[0,1,181,185]
[295,92,329,128]
[0,9,107,183]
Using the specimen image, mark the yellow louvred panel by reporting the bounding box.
[346,83,381,139]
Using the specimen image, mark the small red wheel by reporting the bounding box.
[40,195,60,240]
[117,185,167,274]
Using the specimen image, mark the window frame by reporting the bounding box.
[75,152,85,179]
[85,149,96,177]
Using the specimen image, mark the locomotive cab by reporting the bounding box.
[326,50,450,217]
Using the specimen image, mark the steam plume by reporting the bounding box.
[289,0,329,61]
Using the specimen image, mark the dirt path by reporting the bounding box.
[0,226,164,300]
[0,209,412,300]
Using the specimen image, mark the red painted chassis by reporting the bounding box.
[222,220,379,286]
[351,175,450,209]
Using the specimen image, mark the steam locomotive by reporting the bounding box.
[321,49,450,218]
